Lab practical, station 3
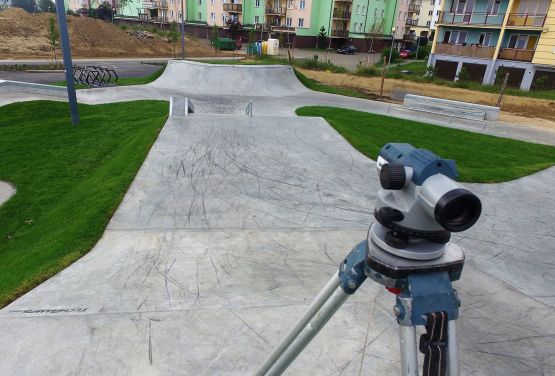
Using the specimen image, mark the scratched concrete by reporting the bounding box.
[0,61,554,375]
[0,181,15,207]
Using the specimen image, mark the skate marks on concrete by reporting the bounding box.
[0,181,15,206]
[108,115,375,231]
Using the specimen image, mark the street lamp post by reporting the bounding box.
[180,0,185,59]
[387,27,396,71]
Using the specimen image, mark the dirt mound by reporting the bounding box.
[0,8,216,59]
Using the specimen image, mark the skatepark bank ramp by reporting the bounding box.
[149,60,308,97]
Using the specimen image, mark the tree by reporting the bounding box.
[366,20,383,53]
[316,26,327,49]
[48,16,60,67]
[11,0,36,13]
[225,18,242,40]
[211,24,219,55]
[96,1,112,21]
[169,21,179,58]
[38,0,56,12]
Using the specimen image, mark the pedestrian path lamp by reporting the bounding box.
[55,0,79,125]
[256,143,482,376]
[388,27,396,71]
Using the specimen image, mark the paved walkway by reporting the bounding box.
[0,61,554,375]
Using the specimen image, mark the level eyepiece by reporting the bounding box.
[434,189,482,232]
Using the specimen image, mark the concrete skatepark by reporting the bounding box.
[0,61,554,375]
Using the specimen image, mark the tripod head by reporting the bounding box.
[372,143,482,260]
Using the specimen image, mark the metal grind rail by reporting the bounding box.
[73,66,119,87]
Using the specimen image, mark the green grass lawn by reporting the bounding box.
[296,106,555,183]
[52,64,166,88]
[0,100,168,307]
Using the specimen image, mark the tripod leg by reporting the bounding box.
[399,325,418,376]
[255,274,341,376]
[265,285,351,376]
[447,320,459,376]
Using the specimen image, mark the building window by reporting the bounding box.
[508,34,538,49]
[429,10,433,15]
[382,10,385,18]
[447,30,467,44]
[358,23,363,32]
[198,0,201,4]
[356,4,360,14]
[426,20,431,26]
[198,11,202,19]
[286,17,292,26]
[298,18,304,27]
[353,22,358,31]
[255,15,260,23]
[287,0,293,9]
[486,0,501,14]
[478,32,492,46]
[361,6,366,15]
[374,8,377,17]
[211,0,214,4]
[255,0,260,6]
[299,0,305,9]
[211,12,215,21]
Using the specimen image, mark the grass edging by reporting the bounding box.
[296,106,555,183]
[0,100,169,307]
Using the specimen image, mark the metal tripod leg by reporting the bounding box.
[255,274,341,376]
[447,320,459,376]
[399,325,418,376]
[265,283,351,375]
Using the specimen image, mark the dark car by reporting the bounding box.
[337,45,357,55]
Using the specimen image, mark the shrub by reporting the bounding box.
[295,57,347,73]
[425,64,438,80]
[381,47,399,64]
[495,67,509,85]
[455,66,472,87]
[355,63,378,76]
[531,76,552,91]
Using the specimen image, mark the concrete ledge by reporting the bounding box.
[404,94,500,121]
[0,80,67,98]
[169,97,194,117]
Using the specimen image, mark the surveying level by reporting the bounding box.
[256,143,482,376]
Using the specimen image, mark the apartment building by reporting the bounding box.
[428,0,554,90]
[111,0,404,50]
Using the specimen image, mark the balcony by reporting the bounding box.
[266,7,286,15]
[403,33,416,40]
[438,11,505,26]
[331,29,350,38]
[271,25,295,33]
[223,3,242,13]
[406,18,419,26]
[498,48,535,61]
[142,1,167,9]
[333,10,351,19]
[408,4,421,11]
[506,13,547,27]
[435,43,496,58]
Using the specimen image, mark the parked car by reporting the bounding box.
[337,45,357,55]
[399,49,412,59]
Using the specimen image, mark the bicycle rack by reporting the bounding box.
[73,65,119,87]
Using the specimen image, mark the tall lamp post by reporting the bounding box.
[54,0,79,125]
[387,26,395,71]
[180,0,185,59]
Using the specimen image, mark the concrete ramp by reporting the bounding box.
[149,60,308,97]
[0,80,67,98]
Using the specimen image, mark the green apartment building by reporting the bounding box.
[107,0,400,50]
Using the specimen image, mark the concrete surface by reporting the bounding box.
[0,60,554,376]
[0,60,165,84]
[0,181,15,206]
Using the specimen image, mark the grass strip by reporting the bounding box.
[0,100,168,307]
[296,106,555,183]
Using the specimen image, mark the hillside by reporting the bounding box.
[0,8,216,59]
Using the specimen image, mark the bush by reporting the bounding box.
[425,64,438,80]
[66,9,77,16]
[295,57,347,73]
[414,44,431,60]
[531,76,553,91]
[356,63,378,77]
[120,24,129,31]
[382,47,399,64]
[495,67,509,85]
[455,66,472,87]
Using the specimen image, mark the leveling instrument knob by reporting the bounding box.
[380,163,406,190]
